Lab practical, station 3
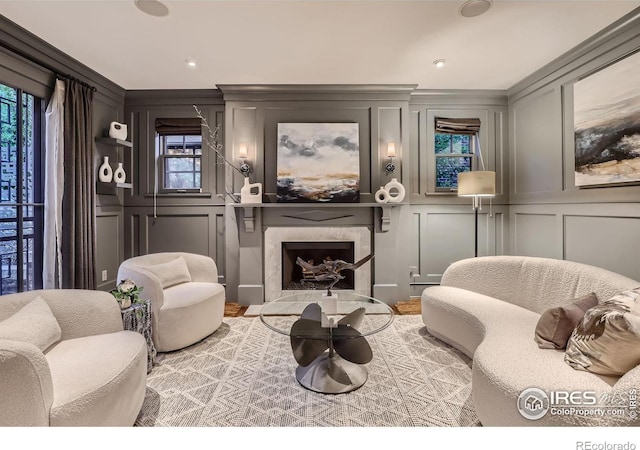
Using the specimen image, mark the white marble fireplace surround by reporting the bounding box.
[264,226,372,302]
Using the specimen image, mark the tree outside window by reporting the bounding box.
[434,133,472,191]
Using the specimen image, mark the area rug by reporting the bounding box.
[135,315,479,427]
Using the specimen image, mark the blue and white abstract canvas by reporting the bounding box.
[277,123,360,202]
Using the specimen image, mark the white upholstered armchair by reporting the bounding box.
[0,289,148,426]
[117,252,225,352]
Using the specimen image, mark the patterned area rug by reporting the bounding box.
[135,315,479,427]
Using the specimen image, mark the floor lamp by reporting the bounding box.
[457,135,495,257]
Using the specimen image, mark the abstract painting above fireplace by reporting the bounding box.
[276,122,360,202]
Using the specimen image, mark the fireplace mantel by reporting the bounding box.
[230,203,403,233]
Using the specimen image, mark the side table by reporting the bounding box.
[120,300,156,373]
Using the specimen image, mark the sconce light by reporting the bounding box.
[238,143,252,176]
[385,142,396,175]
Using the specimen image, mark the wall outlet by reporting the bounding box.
[101,270,108,282]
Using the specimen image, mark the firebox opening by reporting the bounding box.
[282,241,355,291]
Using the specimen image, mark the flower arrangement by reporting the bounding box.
[111,278,144,309]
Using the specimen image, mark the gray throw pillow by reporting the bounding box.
[534,292,598,350]
[0,297,62,352]
[565,287,640,376]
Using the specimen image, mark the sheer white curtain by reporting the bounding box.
[43,79,65,288]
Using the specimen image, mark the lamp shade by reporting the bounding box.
[387,142,396,158]
[457,171,496,197]
[238,143,248,158]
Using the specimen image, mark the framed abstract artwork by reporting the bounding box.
[574,50,640,187]
[276,122,360,202]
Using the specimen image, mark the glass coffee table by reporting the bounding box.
[260,292,394,394]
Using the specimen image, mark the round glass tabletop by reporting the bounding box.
[259,291,394,339]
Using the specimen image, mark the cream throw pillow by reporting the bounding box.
[0,297,62,352]
[146,256,192,288]
[565,287,640,376]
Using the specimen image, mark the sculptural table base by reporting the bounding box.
[295,352,368,394]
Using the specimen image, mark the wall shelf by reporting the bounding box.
[95,136,133,148]
[97,182,133,195]
[95,132,133,195]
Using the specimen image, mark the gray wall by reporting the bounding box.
[123,91,226,284]
[407,91,509,296]
[219,85,415,304]
[0,15,126,292]
[506,9,640,281]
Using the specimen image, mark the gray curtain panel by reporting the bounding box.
[62,78,96,289]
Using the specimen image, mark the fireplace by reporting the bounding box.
[282,241,355,291]
[264,227,372,301]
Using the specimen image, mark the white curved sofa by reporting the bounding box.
[421,255,640,426]
[0,289,147,426]
[118,252,225,352]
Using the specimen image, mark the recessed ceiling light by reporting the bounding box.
[185,58,198,69]
[134,0,169,17]
[459,0,493,18]
[433,59,446,68]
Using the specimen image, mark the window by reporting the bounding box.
[160,134,202,190]
[0,82,44,294]
[434,117,480,192]
[155,118,202,193]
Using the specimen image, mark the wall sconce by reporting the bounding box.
[385,142,396,175]
[238,143,252,176]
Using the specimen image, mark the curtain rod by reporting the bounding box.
[57,73,97,92]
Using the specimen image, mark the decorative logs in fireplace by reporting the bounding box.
[282,241,355,291]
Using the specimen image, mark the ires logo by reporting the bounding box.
[517,388,633,421]
[550,391,597,406]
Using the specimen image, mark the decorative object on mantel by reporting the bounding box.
[384,178,405,203]
[194,105,247,203]
[110,278,144,310]
[296,253,374,297]
[113,162,126,183]
[374,186,390,203]
[108,121,128,140]
[574,50,640,187]
[240,177,263,204]
[277,122,360,203]
[98,156,113,182]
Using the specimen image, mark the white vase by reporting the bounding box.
[374,186,389,204]
[385,178,405,203]
[119,297,132,309]
[240,177,262,204]
[98,156,113,182]
[109,121,128,140]
[113,163,126,183]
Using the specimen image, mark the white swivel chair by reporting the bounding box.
[117,252,225,352]
[0,289,147,426]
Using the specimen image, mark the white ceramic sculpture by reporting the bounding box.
[109,121,128,141]
[384,178,405,203]
[374,186,390,203]
[98,156,113,182]
[113,163,126,183]
[240,177,262,204]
